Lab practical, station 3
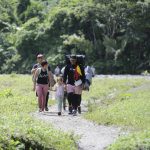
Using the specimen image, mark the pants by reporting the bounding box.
[77,94,81,107]
[67,92,73,107]
[36,84,48,111]
[67,84,82,111]
[57,96,63,112]
[45,91,49,108]
[72,94,82,110]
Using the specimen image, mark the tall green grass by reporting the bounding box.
[83,77,150,150]
[0,75,77,150]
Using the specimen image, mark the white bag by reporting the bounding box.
[75,79,82,86]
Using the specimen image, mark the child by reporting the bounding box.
[53,77,64,116]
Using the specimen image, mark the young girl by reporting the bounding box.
[53,77,64,116]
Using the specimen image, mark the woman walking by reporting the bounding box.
[33,60,51,112]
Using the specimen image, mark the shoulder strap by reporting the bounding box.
[32,68,41,82]
[37,68,42,76]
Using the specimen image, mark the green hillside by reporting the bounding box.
[0,0,150,74]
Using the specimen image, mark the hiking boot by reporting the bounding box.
[68,111,73,115]
[68,106,72,114]
[72,110,77,116]
[58,112,61,116]
[45,107,49,111]
[39,109,42,112]
[63,106,66,111]
[78,106,81,114]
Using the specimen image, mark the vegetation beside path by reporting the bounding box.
[0,74,76,150]
[83,77,150,150]
[0,75,150,150]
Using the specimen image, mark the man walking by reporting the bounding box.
[63,55,85,116]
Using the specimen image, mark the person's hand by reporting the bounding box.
[48,86,52,91]
[64,84,67,91]
[33,86,36,91]
[32,68,37,74]
[82,84,85,90]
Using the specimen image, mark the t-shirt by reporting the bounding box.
[32,63,51,83]
[37,69,49,85]
[61,66,65,75]
[54,67,60,75]
[55,84,64,98]
[85,66,93,83]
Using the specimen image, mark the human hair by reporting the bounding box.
[41,60,48,67]
[57,76,63,83]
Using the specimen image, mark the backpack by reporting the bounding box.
[32,63,41,82]
[65,55,85,66]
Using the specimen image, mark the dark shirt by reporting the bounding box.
[37,69,48,85]
[63,64,85,85]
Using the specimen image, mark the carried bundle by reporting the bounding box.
[65,55,85,66]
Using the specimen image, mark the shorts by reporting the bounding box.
[67,84,82,95]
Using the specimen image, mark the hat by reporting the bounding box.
[70,54,77,60]
[37,54,43,58]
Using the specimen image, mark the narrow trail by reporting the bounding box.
[32,75,150,149]
[33,102,121,150]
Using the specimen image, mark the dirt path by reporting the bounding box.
[32,75,150,150]
[33,102,121,150]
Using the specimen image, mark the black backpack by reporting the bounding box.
[65,55,85,66]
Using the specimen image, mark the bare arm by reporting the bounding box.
[33,69,38,91]
[48,71,51,86]
[31,64,38,74]
[49,84,57,91]
[31,68,36,74]
[49,71,56,87]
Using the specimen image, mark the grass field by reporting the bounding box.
[0,74,150,150]
[0,74,77,150]
[82,77,150,150]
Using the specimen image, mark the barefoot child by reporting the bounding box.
[53,77,64,116]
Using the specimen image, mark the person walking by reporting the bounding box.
[53,77,65,116]
[84,65,93,91]
[33,60,51,112]
[31,54,51,111]
[61,66,67,110]
[63,55,85,116]
[91,66,95,77]
[54,65,61,77]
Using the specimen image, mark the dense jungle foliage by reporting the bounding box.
[0,0,150,74]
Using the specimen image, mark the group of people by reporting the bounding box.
[31,54,94,116]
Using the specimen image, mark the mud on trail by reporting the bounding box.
[33,103,121,150]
